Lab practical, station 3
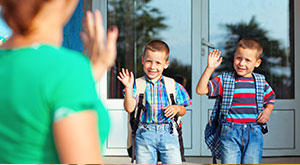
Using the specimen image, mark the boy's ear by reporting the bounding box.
[164,60,170,69]
[255,59,262,67]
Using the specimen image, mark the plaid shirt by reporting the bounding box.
[131,75,192,124]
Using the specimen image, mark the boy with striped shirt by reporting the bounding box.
[196,38,275,164]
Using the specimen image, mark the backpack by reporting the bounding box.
[204,72,267,164]
[127,76,186,163]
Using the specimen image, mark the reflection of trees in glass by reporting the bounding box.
[215,17,293,99]
[108,0,167,98]
[164,59,191,97]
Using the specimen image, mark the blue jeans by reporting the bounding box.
[220,121,263,164]
[135,123,182,164]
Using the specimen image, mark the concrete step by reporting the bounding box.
[103,156,300,164]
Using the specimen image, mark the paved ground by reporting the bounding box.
[103,156,300,164]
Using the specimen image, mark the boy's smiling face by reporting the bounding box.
[142,50,169,82]
[233,47,262,77]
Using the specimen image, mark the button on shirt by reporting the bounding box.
[131,76,192,124]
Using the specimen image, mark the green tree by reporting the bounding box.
[164,59,192,96]
[107,0,167,98]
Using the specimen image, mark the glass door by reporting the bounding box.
[101,0,201,156]
[200,0,300,156]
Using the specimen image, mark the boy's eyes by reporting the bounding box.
[145,61,162,65]
[235,57,252,62]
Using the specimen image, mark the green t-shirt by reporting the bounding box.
[0,44,110,163]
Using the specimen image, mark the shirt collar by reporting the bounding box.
[145,75,165,84]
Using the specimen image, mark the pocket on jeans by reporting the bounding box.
[220,125,231,136]
[253,126,263,137]
[136,127,146,137]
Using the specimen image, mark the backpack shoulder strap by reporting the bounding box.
[136,76,147,106]
[220,72,235,120]
[164,76,186,162]
[253,72,265,113]
[164,76,176,105]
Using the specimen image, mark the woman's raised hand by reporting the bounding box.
[81,10,119,81]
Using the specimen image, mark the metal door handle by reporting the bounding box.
[201,38,215,49]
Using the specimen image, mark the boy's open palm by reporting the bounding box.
[207,49,222,69]
[117,68,134,88]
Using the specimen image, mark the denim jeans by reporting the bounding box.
[135,123,182,164]
[220,121,263,164]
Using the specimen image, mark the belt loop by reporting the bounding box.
[143,123,149,130]
[250,122,254,130]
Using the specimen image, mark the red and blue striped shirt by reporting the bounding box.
[208,74,275,123]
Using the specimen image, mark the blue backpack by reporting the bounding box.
[204,72,267,163]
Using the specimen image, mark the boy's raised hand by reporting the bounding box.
[207,49,222,69]
[117,68,134,89]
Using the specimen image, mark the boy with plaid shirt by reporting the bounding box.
[196,38,275,164]
[118,40,191,164]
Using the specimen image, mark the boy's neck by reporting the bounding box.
[146,74,163,83]
[234,72,254,78]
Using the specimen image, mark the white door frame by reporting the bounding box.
[198,0,213,156]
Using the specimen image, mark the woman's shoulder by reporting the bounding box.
[0,43,89,64]
[39,44,88,63]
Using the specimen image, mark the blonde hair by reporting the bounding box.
[143,40,170,60]
[237,38,263,59]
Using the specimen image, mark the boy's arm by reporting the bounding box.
[257,104,274,123]
[177,105,186,116]
[257,82,276,123]
[196,50,222,95]
[164,82,191,118]
[117,68,136,113]
[164,105,186,118]
[196,67,215,95]
[123,87,136,113]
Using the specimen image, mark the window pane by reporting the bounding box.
[209,0,294,99]
[108,0,192,98]
[0,7,12,43]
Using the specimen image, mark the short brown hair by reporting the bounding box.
[1,0,50,35]
[237,38,263,59]
[143,40,170,60]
